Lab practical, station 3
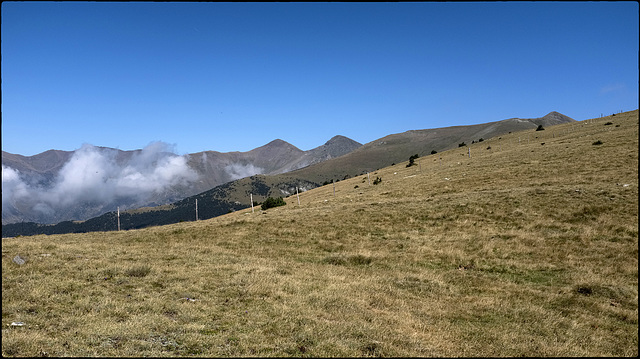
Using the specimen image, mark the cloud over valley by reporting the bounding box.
[2,142,198,223]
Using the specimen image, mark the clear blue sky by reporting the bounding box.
[2,1,638,156]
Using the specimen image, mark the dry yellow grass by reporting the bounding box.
[3,110,638,357]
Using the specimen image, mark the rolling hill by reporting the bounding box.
[2,110,636,356]
[2,110,581,236]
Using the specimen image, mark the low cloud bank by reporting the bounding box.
[225,163,263,181]
[2,142,198,222]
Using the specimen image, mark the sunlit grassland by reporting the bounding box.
[3,111,638,357]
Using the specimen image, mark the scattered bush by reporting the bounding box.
[373,176,382,185]
[261,197,286,210]
[458,142,466,147]
[604,122,613,126]
[536,125,545,131]
[431,150,437,154]
[592,140,603,146]
[478,138,484,142]
[406,154,419,167]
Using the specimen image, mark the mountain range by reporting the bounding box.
[2,136,362,225]
[2,111,575,233]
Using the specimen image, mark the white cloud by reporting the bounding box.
[2,142,199,222]
[2,165,30,212]
[225,163,263,180]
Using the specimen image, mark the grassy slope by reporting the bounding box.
[225,113,576,201]
[2,110,637,357]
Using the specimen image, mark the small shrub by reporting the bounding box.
[486,146,492,150]
[478,138,484,142]
[458,142,466,147]
[592,140,603,146]
[431,150,437,154]
[604,122,613,126]
[261,197,286,210]
[373,177,382,185]
[576,286,593,295]
[322,254,372,266]
[406,154,419,167]
[536,124,545,131]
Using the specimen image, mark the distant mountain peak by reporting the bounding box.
[256,139,302,152]
[327,134,349,141]
[323,135,361,147]
[541,111,560,119]
[265,138,289,146]
[535,111,576,126]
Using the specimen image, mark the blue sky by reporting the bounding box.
[2,1,638,156]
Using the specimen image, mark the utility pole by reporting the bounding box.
[117,207,120,231]
[250,193,254,213]
[296,187,300,206]
[195,199,198,221]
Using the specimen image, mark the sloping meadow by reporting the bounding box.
[3,111,638,356]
